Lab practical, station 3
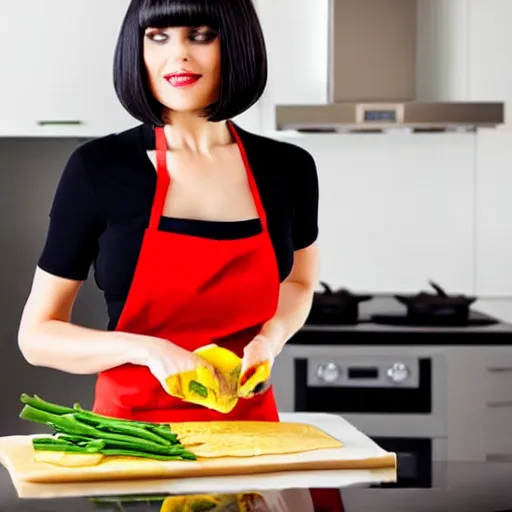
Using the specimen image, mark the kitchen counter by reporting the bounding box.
[0,460,511,511]
[293,322,512,343]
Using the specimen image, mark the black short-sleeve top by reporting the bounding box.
[38,123,320,330]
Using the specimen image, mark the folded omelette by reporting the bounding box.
[164,344,271,413]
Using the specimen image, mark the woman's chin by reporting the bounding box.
[162,103,212,118]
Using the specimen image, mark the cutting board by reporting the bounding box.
[0,413,397,498]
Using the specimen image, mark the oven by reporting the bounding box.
[272,347,449,488]
[294,355,431,414]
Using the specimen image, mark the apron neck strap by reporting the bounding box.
[227,121,268,232]
[149,123,268,232]
[148,126,170,230]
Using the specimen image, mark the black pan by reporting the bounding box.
[394,280,476,321]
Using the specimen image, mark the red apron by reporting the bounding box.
[93,122,280,423]
[309,489,345,512]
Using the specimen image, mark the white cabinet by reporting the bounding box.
[475,130,512,296]
[257,0,329,132]
[467,0,512,124]
[0,0,137,137]
[415,0,470,102]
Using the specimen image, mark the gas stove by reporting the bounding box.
[295,282,511,345]
[306,281,500,328]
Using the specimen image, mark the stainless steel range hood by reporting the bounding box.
[275,0,504,133]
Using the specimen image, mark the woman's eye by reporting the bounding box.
[144,28,216,44]
[191,30,217,43]
[147,32,168,43]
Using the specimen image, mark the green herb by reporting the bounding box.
[19,394,196,461]
[191,500,218,512]
[230,366,241,379]
[189,380,208,398]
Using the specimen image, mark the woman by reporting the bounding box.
[17,0,319,423]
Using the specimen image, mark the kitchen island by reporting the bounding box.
[0,412,396,500]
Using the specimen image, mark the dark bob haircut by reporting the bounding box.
[113,0,268,125]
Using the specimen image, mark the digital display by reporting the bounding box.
[364,110,397,122]
[348,367,379,379]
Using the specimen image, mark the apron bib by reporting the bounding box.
[93,122,281,423]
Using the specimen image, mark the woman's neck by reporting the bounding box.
[162,111,232,155]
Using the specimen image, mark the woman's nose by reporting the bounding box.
[170,39,190,63]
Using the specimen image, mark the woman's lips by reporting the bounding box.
[164,73,202,88]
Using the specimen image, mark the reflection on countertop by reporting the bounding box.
[1,461,511,511]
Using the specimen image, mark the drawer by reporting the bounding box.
[486,367,512,405]
[485,404,512,456]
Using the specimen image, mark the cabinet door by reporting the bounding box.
[467,0,512,124]
[0,0,137,137]
[484,356,512,457]
[257,0,330,133]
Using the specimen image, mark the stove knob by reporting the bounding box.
[317,363,341,383]
[386,362,410,383]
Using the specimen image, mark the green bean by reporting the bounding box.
[20,394,196,462]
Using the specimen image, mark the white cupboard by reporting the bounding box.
[257,0,330,133]
[467,0,512,125]
[0,0,137,137]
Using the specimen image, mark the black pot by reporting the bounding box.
[394,281,476,324]
[306,282,373,325]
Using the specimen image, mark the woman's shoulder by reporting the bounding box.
[234,124,317,176]
[59,124,151,195]
[72,124,146,168]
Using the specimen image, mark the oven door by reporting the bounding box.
[370,437,432,488]
[287,353,446,476]
[294,355,431,414]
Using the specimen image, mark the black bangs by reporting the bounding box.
[138,0,220,30]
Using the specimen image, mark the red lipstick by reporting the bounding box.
[164,72,202,88]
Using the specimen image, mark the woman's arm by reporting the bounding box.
[18,267,160,374]
[18,267,209,386]
[256,242,319,357]
[17,146,202,379]
[255,145,320,357]
[17,147,159,374]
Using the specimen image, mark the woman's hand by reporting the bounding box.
[139,338,232,398]
[141,339,209,383]
[239,335,275,397]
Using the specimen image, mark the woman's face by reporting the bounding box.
[143,25,221,116]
